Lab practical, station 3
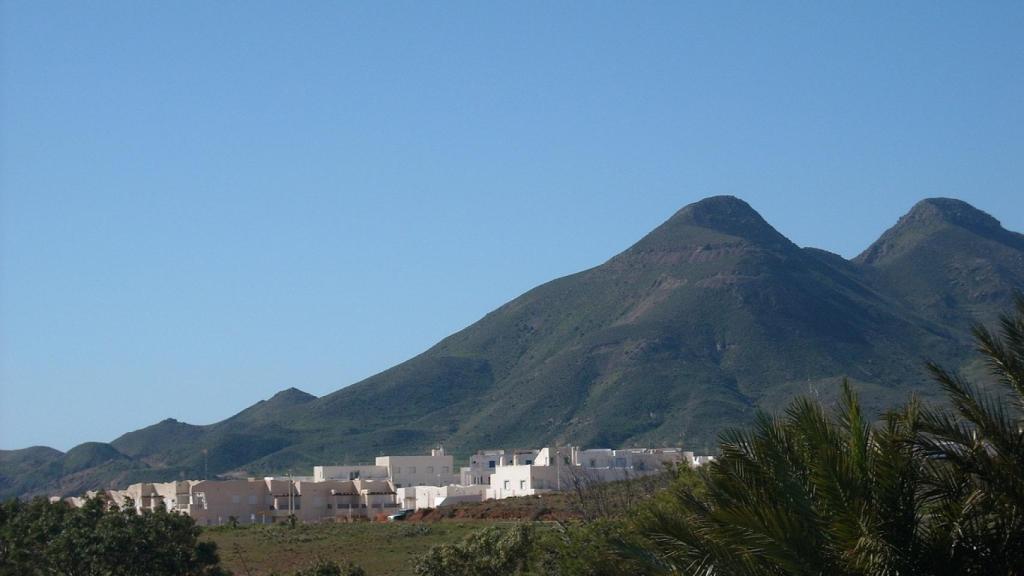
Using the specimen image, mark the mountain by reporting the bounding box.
[0,443,140,501]
[4,196,1022,500]
[856,198,1024,327]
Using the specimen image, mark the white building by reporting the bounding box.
[316,448,461,487]
[58,445,713,522]
[577,447,691,471]
[460,449,539,486]
[396,483,490,510]
[487,446,578,499]
[95,476,398,526]
[486,446,704,500]
[376,447,458,488]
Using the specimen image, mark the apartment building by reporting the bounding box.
[286,478,397,523]
[376,447,458,488]
[487,446,579,499]
[459,449,539,486]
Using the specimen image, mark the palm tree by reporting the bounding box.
[638,382,932,576]
[637,297,1024,575]
[913,296,1024,574]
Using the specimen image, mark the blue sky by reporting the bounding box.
[2,2,1022,450]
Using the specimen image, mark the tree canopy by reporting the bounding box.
[0,496,227,576]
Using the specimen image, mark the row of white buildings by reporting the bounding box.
[60,445,713,526]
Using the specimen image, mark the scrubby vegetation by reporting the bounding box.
[203,520,488,575]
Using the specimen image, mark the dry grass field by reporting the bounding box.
[201,487,647,574]
[202,519,516,575]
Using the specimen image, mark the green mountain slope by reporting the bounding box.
[855,197,1024,327]
[4,196,1021,499]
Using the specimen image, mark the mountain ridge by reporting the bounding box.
[3,196,1022,500]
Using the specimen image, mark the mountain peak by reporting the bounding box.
[629,195,794,253]
[268,387,317,404]
[672,195,759,223]
[856,198,1011,265]
[903,198,1002,233]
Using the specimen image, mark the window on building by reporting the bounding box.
[520,480,526,489]
[524,459,532,465]
[503,480,510,489]
[488,460,496,469]
[426,466,434,474]
[231,495,241,504]
[442,466,449,474]
[248,495,257,505]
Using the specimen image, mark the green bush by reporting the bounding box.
[414,524,534,576]
[0,496,227,576]
[533,519,655,576]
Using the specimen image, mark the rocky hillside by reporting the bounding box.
[4,196,1022,500]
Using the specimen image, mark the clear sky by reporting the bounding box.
[1,2,1022,451]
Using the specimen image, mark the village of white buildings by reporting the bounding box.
[55,445,714,525]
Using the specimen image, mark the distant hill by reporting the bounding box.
[4,196,1022,500]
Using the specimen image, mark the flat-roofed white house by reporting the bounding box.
[460,449,506,486]
[460,449,539,486]
[396,483,490,510]
[488,446,579,499]
[376,447,458,488]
